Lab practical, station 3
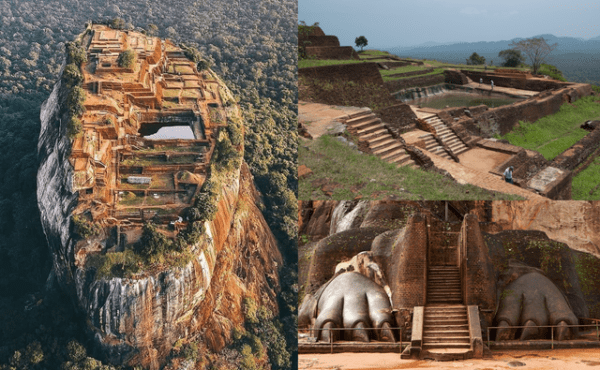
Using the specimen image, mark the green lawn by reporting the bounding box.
[298,59,366,69]
[573,153,600,200]
[380,65,426,76]
[299,135,523,200]
[358,50,389,57]
[500,96,600,160]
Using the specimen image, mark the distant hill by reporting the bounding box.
[387,34,600,85]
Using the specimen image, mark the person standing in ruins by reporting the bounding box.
[491,80,494,90]
[479,77,483,86]
[504,166,513,184]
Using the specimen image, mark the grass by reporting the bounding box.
[379,65,426,76]
[298,59,366,69]
[299,135,523,200]
[500,96,600,160]
[572,154,600,200]
[358,50,389,57]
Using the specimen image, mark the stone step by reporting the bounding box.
[427,299,464,304]
[373,142,403,156]
[348,117,381,130]
[422,342,471,349]
[454,146,470,156]
[380,147,407,161]
[361,128,388,140]
[357,122,386,135]
[345,114,378,127]
[369,137,396,150]
[424,329,470,337]
[346,109,373,120]
[388,153,412,165]
[371,139,402,155]
[423,336,471,344]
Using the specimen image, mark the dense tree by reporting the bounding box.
[468,52,486,65]
[355,35,368,51]
[498,49,525,68]
[509,37,558,75]
[116,49,136,68]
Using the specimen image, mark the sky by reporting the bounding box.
[298,0,600,49]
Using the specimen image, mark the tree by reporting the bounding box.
[498,49,525,68]
[147,24,159,37]
[509,37,558,75]
[468,52,486,65]
[355,36,368,51]
[117,49,136,68]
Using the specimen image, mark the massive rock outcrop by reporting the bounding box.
[38,24,281,369]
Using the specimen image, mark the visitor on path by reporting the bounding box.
[504,166,514,184]
[479,77,482,86]
[491,80,494,90]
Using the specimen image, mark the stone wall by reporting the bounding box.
[444,70,469,85]
[462,70,571,91]
[387,68,435,79]
[299,62,384,85]
[299,35,340,47]
[385,74,445,92]
[551,128,600,171]
[374,103,418,133]
[305,46,359,60]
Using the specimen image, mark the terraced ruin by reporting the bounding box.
[70,24,229,245]
[299,26,600,200]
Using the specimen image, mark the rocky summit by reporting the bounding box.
[37,23,281,369]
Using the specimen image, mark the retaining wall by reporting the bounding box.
[299,62,384,85]
[305,46,359,60]
[551,128,600,171]
[385,74,445,92]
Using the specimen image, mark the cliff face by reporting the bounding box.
[37,26,281,369]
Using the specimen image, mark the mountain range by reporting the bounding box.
[385,34,600,85]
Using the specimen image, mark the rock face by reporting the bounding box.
[37,25,281,369]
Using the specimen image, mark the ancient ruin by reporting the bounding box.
[298,201,600,360]
[37,24,282,369]
[298,29,600,200]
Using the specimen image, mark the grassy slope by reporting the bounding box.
[573,154,600,200]
[500,96,600,160]
[299,135,523,200]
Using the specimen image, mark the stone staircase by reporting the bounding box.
[344,111,418,168]
[422,305,471,356]
[424,115,469,156]
[422,265,471,359]
[426,266,462,304]
[419,132,452,160]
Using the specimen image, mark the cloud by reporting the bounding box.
[460,7,487,15]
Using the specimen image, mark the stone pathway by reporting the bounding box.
[421,148,544,199]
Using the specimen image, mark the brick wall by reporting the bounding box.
[299,35,340,47]
[305,46,359,60]
[551,128,600,171]
[380,213,428,309]
[299,62,384,85]
[462,70,571,91]
[374,103,418,133]
[385,74,445,92]
[461,213,496,329]
[444,70,469,85]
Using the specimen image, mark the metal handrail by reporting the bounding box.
[486,323,600,349]
[301,326,405,354]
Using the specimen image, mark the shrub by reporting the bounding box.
[89,249,142,279]
[197,59,211,71]
[63,63,83,87]
[227,118,243,146]
[72,214,101,238]
[117,49,136,68]
[214,134,242,171]
[66,42,87,65]
[109,18,126,30]
[181,44,202,63]
[67,116,83,138]
[136,222,172,258]
[67,86,86,116]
